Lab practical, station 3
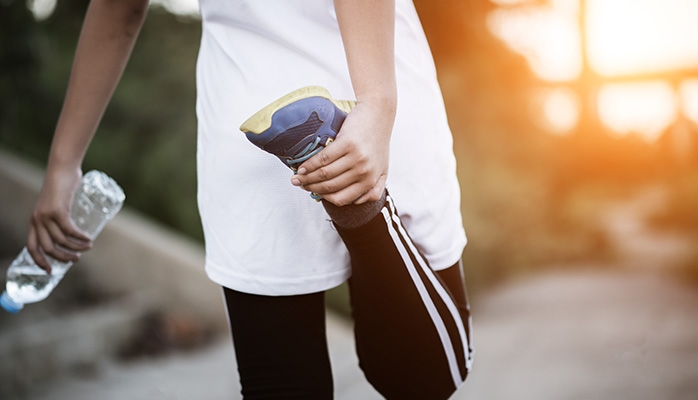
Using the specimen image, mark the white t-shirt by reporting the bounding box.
[196,0,466,295]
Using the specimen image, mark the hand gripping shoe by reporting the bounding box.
[240,86,356,199]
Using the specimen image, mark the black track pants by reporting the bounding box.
[223,194,473,399]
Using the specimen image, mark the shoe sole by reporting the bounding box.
[240,86,356,135]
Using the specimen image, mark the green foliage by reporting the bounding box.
[0,0,51,162]
[88,6,203,240]
[1,2,203,241]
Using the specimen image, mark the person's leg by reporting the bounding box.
[435,260,474,363]
[223,288,334,400]
[328,193,473,400]
[239,87,472,398]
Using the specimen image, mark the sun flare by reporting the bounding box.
[490,0,698,139]
[587,0,698,77]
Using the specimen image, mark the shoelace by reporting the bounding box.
[287,136,331,201]
[286,136,324,170]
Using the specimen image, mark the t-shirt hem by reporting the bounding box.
[205,261,352,296]
[428,235,468,271]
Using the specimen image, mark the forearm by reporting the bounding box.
[286,1,399,205]
[48,0,148,174]
[334,0,397,113]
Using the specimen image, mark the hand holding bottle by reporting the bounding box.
[27,167,92,273]
[1,171,125,313]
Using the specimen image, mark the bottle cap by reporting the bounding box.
[0,291,23,313]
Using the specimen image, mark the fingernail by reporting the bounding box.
[298,167,307,175]
[291,178,301,186]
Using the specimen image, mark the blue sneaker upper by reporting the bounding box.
[244,97,347,170]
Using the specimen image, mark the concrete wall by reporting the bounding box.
[0,147,228,331]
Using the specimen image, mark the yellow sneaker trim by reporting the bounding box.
[240,85,356,134]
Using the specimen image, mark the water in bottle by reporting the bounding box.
[0,171,125,313]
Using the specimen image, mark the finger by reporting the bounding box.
[313,167,380,204]
[55,217,92,244]
[54,216,92,248]
[296,140,348,175]
[36,222,79,263]
[46,219,91,252]
[302,172,358,196]
[354,175,388,205]
[292,155,355,187]
[27,224,51,273]
[321,182,370,207]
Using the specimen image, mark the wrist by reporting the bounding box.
[356,92,397,115]
[46,154,82,179]
[46,132,88,174]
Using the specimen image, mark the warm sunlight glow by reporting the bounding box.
[488,0,581,82]
[679,80,698,126]
[537,87,579,134]
[490,0,698,80]
[587,0,698,77]
[597,81,677,141]
[489,0,698,138]
[490,0,530,5]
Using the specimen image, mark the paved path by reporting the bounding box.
[26,311,380,400]
[601,187,697,270]
[24,268,698,400]
[454,269,698,400]
[455,186,698,400]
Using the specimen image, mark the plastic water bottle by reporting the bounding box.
[0,170,125,313]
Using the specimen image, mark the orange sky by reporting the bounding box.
[490,0,698,140]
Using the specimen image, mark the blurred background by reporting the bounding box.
[1,0,698,399]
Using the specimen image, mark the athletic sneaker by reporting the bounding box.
[240,86,355,199]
